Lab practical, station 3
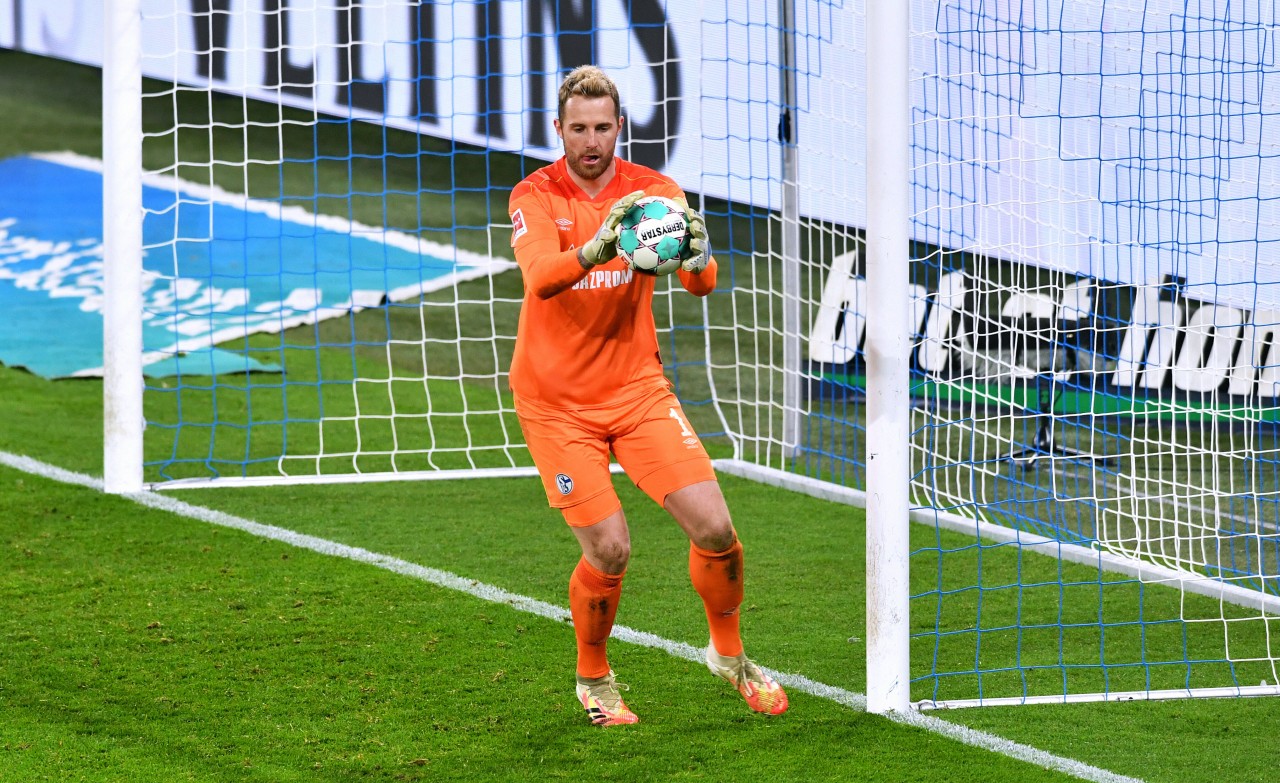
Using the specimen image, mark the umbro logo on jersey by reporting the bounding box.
[555,217,573,231]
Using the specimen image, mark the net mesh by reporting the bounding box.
[125,0,1280,705]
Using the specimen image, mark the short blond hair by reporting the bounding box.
[557,65,621,120]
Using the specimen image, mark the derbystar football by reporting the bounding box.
[617,195,691,275]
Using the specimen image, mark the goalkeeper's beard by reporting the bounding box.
[567,147,615,182]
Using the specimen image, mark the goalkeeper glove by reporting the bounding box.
[676,198,712,274]
[579,190,646,268]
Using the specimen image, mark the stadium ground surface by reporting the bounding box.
[3,449,1139,783]
[3,362,1280,782]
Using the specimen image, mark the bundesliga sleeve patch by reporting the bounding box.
[511,208,528,246]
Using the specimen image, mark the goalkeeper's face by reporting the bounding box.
[556,95,623,183]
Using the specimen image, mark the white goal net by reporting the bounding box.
[80,0,1280,708]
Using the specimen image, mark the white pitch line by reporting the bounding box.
[0,450,1142,783]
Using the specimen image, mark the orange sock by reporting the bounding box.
[569,557,624,679]
[689,539,744,657]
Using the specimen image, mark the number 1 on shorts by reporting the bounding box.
[669,407,692,437]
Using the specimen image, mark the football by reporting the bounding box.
[617,195,691,275]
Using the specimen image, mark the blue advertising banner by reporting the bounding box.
[0,154,508,378]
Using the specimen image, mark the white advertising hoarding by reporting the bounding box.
[3,0,1279,308]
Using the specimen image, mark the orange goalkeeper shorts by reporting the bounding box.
[514,386,716,527]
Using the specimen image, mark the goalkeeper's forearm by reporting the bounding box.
[520,248,598,299]
[678,257,718,296]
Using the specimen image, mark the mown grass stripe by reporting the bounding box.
[0,449,1143,783]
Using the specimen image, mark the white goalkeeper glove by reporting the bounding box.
[677,198,712,274]
[579,190,646,268]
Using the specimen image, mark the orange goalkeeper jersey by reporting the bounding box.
[508,157,717,408]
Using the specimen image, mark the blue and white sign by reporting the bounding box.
[0,153,510,378]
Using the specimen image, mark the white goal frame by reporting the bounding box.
[97,0,1280,714]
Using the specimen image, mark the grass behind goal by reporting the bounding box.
[6,326,1280,782]
[3,364,1280,783]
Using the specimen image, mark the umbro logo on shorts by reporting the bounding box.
[556,473,574,495]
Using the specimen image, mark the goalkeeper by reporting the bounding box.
[507,64,789,726]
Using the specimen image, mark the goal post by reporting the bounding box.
[83,0,1280,709]
[102,0,144,495]
[864,0,912,715]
